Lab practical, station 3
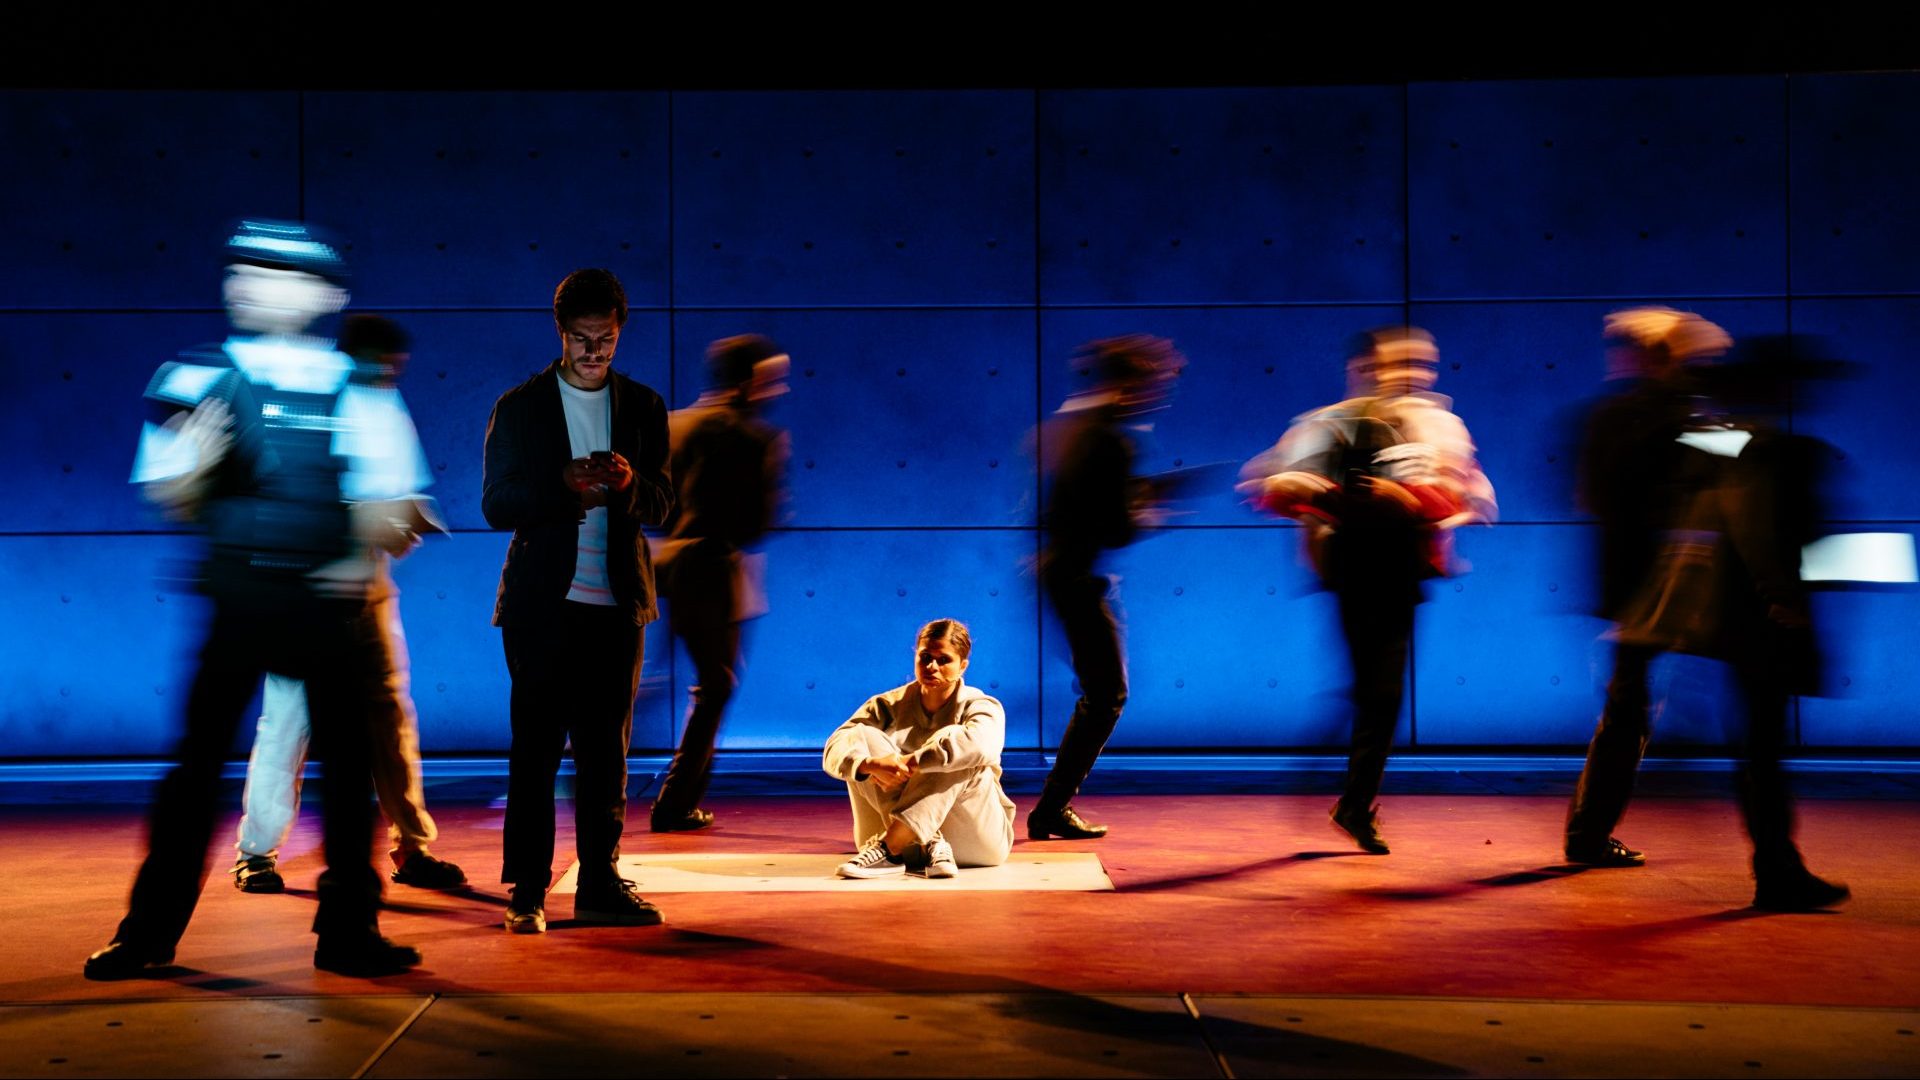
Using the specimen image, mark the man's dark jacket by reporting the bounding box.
[482,362,674,627]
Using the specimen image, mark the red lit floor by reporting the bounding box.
[4,793,1915,1010]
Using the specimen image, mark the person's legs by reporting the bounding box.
[1565,643,1656,859]
[568,605,642,894]
[500,615,570,894]
[106,606,265,961]
[234,674,312,865]
[653,566,738,827]
[923,771,1016,868]
[366,594,440,867]
[300,601,385,945]
[1033,571,1126,835]
[1335,584,1414,816]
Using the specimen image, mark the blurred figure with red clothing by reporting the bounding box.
[1241,326,1495,854]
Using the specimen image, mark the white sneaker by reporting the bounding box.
[837,836,905,879]
[925,836,957,879]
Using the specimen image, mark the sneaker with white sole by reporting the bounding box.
[924,836,957,879]
[837,835,905,879]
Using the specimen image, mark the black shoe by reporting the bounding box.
[1754,874,1851,913]
[1565,837,1646,867]
[232,854,284,893]
[650,808,716,833]
[390,852,468,889]
[505,886,546,934]
[83,940,175,981]
[1331,803,1390,855]
[1027,804,1108,841]
[574,878,665,926]
[313,934,422,977]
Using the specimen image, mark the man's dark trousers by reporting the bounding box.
[501,600,644,893]
[1036,567,1128,814]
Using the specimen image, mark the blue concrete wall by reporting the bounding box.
[2,77,1914,757]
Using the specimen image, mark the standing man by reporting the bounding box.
[231,314,466,894]
[1563,307,1730,867]
[87,220,423,979]
[648,334,790,833]
[482,269,674,934]
[1027,335,1184,841]
[1242,327,1495,854]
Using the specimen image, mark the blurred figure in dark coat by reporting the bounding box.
[648,334,790,833]
[1564,307,1731,866]
[1027,335,1184,841]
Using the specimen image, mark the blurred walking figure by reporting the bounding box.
[1563,307,1730,867]
[231,315,465,895]
[1028,335,1184,841]
[1611,336,1851,911]
[1241,327,1495,854]
[88,220,427,980]
[648,334,791,833]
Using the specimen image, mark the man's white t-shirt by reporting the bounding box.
[557,378,616,606]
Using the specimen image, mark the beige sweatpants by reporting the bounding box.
[840,725,1015,867]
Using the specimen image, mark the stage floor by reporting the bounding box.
[3,792,1917,1076]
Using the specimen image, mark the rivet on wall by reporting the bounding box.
[435,149,446,159]
[62,371,73,381]
[1454,582,1464,593]
[1262,145,1273,155]
[802,148,814,158]
[1266,586,1276,595]
[1169,238,1181,248]
[805,589,815,598]
[897,588,907,597]
[985,147,997,157]
[1735,230,1746,238]
[1450,234,1461,243]
[1169,145,1181,156]
[61,241,73,251]
[62,464,73,474]
[436,591,446,600]
[712,241,723,250]
[435,242,447,251]
[155,241,167,252]
[1078,239,1090,248]
[1457,676,1466,685]
[806,681,815,690]
[894,240,906,249]
[436,683,446,692]
[710,148,723,158]
[1077,146,1089,156]
[985,239,998,249]
[1267,678,1278,688]
[1173,586,1183,596]
[1543,232,1555,241]
[803,241,814,250]
[619,149,631,160]
[895,460,906,469]
[1174,679,1185,688]
[988,588,998,597]
[339,149,351,158]
[1263,238,1274,247]
[249,148,261,160]
[1551,676,1561,685]
[893,147,906,158]
[528,242,539,251]
[527,149,540,159]
[621,242,632,250]
[988,459,998,469]
[155,148,167,159]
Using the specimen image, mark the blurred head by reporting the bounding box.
[1071,334,1185,414]
[340,314,412,383]
[706,334,790,403]
[913,618,972,696]
[1603,306,1731,381]
[222,220,349,335]
[1347,326,1438,397]
[553,269,628,390]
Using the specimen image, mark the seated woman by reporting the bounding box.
[822,618,1017,879]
